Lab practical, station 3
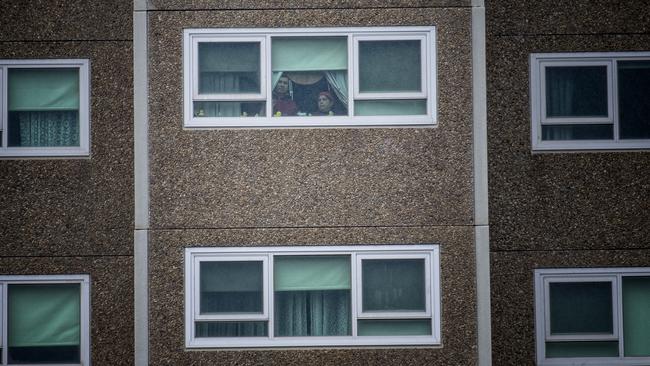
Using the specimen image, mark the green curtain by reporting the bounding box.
[8,68,79,111]
[623,277,650,357]
[272,37,347,72]
[274,290,350,337]
[358,319,431,336]
[362,259,426,312]
[617,60,650,139]
[274,256,350,291]
[195,321,268,337]
[8,284,80,347]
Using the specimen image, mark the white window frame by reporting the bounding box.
[535,268,650,366]
[183,27,437,128]
[530,52,650,151]
[0,275,90,366]
[0,60,90,158]
[185,245,441,348]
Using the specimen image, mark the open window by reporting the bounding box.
[184,27,436,127]
[185,245,440,348]
[0,60,90,157]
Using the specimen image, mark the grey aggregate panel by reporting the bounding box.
[0,256,134,366]
[0,42,134,256]
[486,35,650,252]
[148,0,472,10]
[0,0,132,41]
[490,249,650,366]
[148,226,477,365]
[486,0,650,36]
[148,8,474,229]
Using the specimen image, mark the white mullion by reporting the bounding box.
[611,60,620,142]
[617,274,625,360]
[265,35,272,119]
[350,252,358,337]
[347,35,354,117]
[1,67,5,150]
[267,253,274,340]
[2,282,6,366]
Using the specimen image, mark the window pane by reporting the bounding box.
[545,66,608,118]
[546,341,619,358]
[8,284,81,364]
[274,256,351,336]
[7,68,80,147]
[541,124,613,140]
[200,261,263,314]
[549,282,613,335]
[362,259,426,312]
[195,321,267,337]
[193,101,266,118]
[623,276,650,357]
[272,37,348,116]
[354,100,427,116]
[198,42,260,94]
[359,40,421,93]
[358,319,431,336]
[618,60,650,139]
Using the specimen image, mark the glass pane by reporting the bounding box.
[272,37,348,116]
[618,60,650,139]
[359,40,422,93]
[8,111,80,147]
[623,276,650,357]
[8,284,81,364]
[8,68,80,111]
[354,100,427,116]
[362,259,426,312]
[274,256,350,291]
[200,261,263,314]
[198,42,260,94]
[545,66,608,118]
[546,341,619,358]
[358,319,431,336]
[549,282,613,335]
[541,124,613,141]
[273,255,351,336]
[193,101,265,118]
[195,321,268,337]
[274,290,351,337]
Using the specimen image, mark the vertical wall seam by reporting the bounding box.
[472,2,492,366]
[134,3,149,365]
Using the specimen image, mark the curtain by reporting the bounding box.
[195,321,267,338]
[8,284,80,347]
[8,68,80,147]
[358,319,431,336]
[622,277,650,357]
[275,290,350,336]
[362,259,426,311]
[325,71,348,108]
[200,261,263,313]
[549,282,613,335]
[358,40,421,93]
[8,111,79,147]
[272,37,347,72]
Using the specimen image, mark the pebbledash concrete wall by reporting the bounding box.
[145,1,481,365]
[0,1,135,365]
[486,1,650,365]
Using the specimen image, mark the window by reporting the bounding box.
[185,245,440,348]
[0,60,90,157]
[0,275,90,365]
[535,268,650,365]
[183,27,436,127]
[530,53,650,151]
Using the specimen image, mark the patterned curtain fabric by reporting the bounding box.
[275,290,351,337]
[8,111,79,147]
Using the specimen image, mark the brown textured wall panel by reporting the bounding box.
[486,35,650,252]
[486,0,650,36]
[0,256,134,366]
[149,0,472,11]
[490,250,650,366]
[0,42,134,256]
[148,8,475,229]
[149,226,477,365]
[0,0,132,41]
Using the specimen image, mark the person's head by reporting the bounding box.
[318,91,334,113]
[275,76,290,95]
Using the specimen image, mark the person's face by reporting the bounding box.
[275,77,289,95]
[318,95,333,112]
